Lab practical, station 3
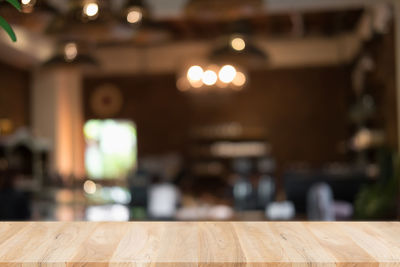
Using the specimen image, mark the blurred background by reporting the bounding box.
[0,0,399,222]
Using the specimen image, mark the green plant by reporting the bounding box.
[0,0,21,42]
[354,148,399,219]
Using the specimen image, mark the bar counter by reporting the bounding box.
[0,222,399,266]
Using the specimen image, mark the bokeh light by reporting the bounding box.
[202,70,218,86]
[181,64,247,91]
[232,71,246,87]
[187,65,203,82]
[83,180,97,194]
[83,2,99,17]
[219,65,237,83]
[21,0,35,13]
[231,37,246,51]
[64,43,78,62]
[127,8,143,24]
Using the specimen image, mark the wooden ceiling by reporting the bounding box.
[163,10,364,41]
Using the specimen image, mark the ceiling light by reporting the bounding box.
[83,2,99,18]
[180,63,246,92]
[190,80,203,88]
[231,37,246,51]
[219,65,236,83]
[64,43,78,62]
[202,70,217,86]
[232,71,246,87]
[21,0,36,13]
[187,65,203,82]
[127,7,143,24]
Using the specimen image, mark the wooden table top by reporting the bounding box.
[0,222,399,266]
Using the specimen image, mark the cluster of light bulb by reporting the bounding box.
[81,1,143,24]
[178,64,247,92]
[21,0,142,23]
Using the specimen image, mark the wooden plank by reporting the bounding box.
[198,222,246,266]
[0,222,398,266]
[305,222,377,267]
[0,222,30,246]
[69,222,130,267]
[110,222,198,266]
[268,222,337,267]
[338,222,400,267]
[233,222,290,267]
[0,222,64,263]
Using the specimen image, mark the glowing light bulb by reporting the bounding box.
[219,65,237,83]
[83,180,97,194]
[127,8,143,24]
[190,80,203,88]
[231,37,246,51]
[202,70,217,86]
[64,42,78,62]
[187,65,203,82]
[21,0,35,13]
[232,71,246,87]
[84,2,99,17]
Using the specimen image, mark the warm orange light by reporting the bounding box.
[83,2,99,17]
[187,65,203,82]
[219,65,236,83]
[232,71,246,87]
[83,180,97,194]
[127,8,143,24]
[64,43,78,62]
[231,37,246,51]
[202,70,217,86]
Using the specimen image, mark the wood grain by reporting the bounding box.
[0,222,398,266]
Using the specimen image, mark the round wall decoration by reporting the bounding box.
[90,84,123,118]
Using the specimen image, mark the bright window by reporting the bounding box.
[84,119,137,179]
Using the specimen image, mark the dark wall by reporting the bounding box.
[369,29,398,149]
[84,66,352,177]
[0,61,30,132]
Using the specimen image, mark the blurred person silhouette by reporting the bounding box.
[307,182,335,221]
[0,168,31,220]
[148,174,180,220]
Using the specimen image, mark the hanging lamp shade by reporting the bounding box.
[210,34,268,68]
[42,41,99,67]
[209,20,268,68]
[42,54,99,66]
[123,0,148,25]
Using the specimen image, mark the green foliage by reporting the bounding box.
[0,0,21,42]
[354,149,399,219]
[0,16,16,41]
[5,0,21,11]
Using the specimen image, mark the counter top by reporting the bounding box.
[0,222,399,266]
